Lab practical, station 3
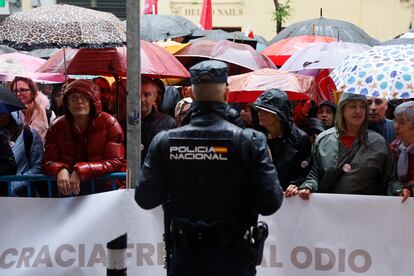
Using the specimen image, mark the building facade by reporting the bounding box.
[13,0,414,42]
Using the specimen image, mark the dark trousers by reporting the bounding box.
[169,246,256,276]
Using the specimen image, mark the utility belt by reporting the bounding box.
[171,217,245,248]
[170,217,268,265]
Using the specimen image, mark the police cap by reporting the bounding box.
[190,60,228,85]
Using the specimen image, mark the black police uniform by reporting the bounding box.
[135,60,283,276]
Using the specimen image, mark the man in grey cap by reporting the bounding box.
[135,60,283,276]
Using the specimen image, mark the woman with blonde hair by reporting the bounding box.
[286,93,400,198]
[10,77,55,143]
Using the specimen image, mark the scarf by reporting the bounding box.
[397,142,414,181]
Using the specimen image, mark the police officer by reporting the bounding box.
[135,60,283,276]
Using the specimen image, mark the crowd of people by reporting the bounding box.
[134,60,414,275]
[0,77,126,196]
[0,70,413,201]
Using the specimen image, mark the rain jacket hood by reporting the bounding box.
[335,92,368,137]
[253,89,293,133]
[63,79,102,117]
[304,118,326,134]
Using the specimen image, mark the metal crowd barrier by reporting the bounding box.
[0,172,126,197]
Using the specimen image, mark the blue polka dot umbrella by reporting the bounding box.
[330,45,414,99]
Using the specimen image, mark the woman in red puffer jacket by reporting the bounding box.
[43,79,125,196]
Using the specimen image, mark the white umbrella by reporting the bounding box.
[281,42,371,71]
[331,45,414,99]
[0,52,64,82]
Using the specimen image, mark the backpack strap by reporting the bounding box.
[23,126,33,166]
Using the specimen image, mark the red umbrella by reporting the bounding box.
[36,41,190,79]
[262,35,337,67]
[227,68,320,103]
[174,40,276,75]
[141,41,190,78]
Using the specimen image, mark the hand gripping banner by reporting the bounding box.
[0,190,413,275]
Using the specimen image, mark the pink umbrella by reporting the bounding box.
[227,68,321,103]
[175,40,276,75]
[0,53,64,82]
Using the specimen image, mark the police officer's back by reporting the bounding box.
[135,60,283,276]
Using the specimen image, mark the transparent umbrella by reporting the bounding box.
[281,42,371,71]
[141,14,199,42]
[270,17,380,46]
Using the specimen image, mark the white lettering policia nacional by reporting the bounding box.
[169,146,228,161]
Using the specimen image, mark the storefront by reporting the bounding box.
[56,0,126,20]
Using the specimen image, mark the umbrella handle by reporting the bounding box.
[112,72,121,117]
[63,47,68,82]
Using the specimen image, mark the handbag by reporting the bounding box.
[318,142,361,193]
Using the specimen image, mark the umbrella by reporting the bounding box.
[27,48,60,59]
[153,41,191,54]
[263,35,337,66]
[0,46,17,54]
[0,86,26,113]
[37,41,190,79]
[0,52,64,82]
[251,35,270,52]
[281,42,371,71]
[399,31,414,39]
[174,40,276,75]
[280,42,370,102]
[382,37,414,46]
[141,14,199,42]
[330,45,414,99]
[190,29,258,49]
[227,68,320,103]
[270,17,380,46]
[0,4,126,51]
[253,35,270,46]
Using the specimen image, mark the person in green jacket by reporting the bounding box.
[285,92,401,199]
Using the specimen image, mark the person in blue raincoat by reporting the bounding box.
[0,113,43,196]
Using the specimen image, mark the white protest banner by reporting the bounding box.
[1,190,413,275]
[0,190,130,276]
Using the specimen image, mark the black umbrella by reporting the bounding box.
[270,17,380,46]
[0,85,26,113]
[141,15,199,42]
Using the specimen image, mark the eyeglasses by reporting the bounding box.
[13,88,31,94]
